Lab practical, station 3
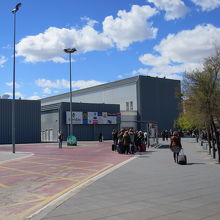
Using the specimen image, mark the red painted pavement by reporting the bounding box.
[0,142,133,220]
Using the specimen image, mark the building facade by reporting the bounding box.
[0,99,41,144]
[41,75,181,133]
[41,102,120,141]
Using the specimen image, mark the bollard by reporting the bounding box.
[201,141,203,146]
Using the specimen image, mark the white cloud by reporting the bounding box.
[154,24,220,64]
[191,0,220,11]
[138,24,220,79]
[43,88,52,94]
[6,82,21,88]
[103,5,158,50]
[139,54,170,66]
[16,4,158,62]
[16,26,113,63]
[28,95,41,100]
[147,0,189,20]
[4,92,25,99]
[35,78,105,90]
[0,56,7,67]
[117,75,124,79]
[81,17,98,27]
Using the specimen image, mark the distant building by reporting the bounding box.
[41,75,181,133]
[0,99,41,144]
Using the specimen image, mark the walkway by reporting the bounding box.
[37,138,220,220]
[0,142,132,220]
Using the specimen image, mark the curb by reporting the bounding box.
[27,156,136,220]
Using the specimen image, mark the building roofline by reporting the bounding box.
[41,75,140,102]
[40,75,180,102]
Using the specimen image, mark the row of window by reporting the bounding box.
[126,101,133,111]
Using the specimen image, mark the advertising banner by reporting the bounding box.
[66,112,82,124]
[66,111,121,124]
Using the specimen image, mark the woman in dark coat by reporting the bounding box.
[170,131,182,163]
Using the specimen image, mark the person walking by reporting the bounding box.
[99,132,103,142]
[112,129,118,145]
[58,130,64,149]
[170,131,182,163]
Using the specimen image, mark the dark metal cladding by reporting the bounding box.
[137,76,180,131]
[0,99,41,144]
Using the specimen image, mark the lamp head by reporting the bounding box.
[64,48,77,54]
[12,3,22,13]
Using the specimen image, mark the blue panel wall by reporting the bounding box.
[137,76,181,131]
[0,99,41,144]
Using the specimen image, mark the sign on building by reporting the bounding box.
[66,111,121,124]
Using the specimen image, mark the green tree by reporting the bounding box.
[182,50,220,162]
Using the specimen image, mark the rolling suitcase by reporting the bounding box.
[112,144,116,151]
[178,149,187,165]
[140,144,146,152]
[117,144,125,154]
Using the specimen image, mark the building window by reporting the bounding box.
[130,101,133,111]
[126,102,129,111]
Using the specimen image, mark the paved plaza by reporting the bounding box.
[37,138,220,220]
[0,142,132,220]
[1,138,220,220]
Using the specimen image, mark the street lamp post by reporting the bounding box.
[64,48,77,137]
[12,3,22,154]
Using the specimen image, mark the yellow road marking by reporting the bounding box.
[0,184,11,189]
[0,165,74,181]
[18,163,113,218]
[30,156,112,165]
[13,161,100,171]
[0,198,44,208]
[3,159,109,172]
[0,173,26,178]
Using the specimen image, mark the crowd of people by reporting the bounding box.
[112,129,148,154]
[111,128,185,164]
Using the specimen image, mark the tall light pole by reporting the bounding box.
[12,3,22,154]
[64,48,77,136]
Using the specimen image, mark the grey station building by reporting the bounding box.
[41,75,181,141]
[0,99,41,144]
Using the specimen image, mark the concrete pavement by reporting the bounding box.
[0,151,32,163]
[35,138,220,220]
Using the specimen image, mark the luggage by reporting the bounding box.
[140,144,146,152]
[178,149,187,165]
[112,144,116,151]
[117,144,125,154]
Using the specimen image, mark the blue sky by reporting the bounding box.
[0,0,220,100]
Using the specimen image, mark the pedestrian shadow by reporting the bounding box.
[135,151,155,158]
[157,145,170,149]
[186,162,206,165]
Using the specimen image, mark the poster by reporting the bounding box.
[66,111,82,124]
[88,112,99,124]
[66,111,120,124]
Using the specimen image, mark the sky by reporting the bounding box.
[0,0,220,100]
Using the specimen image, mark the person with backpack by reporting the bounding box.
[170,131,182,163]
